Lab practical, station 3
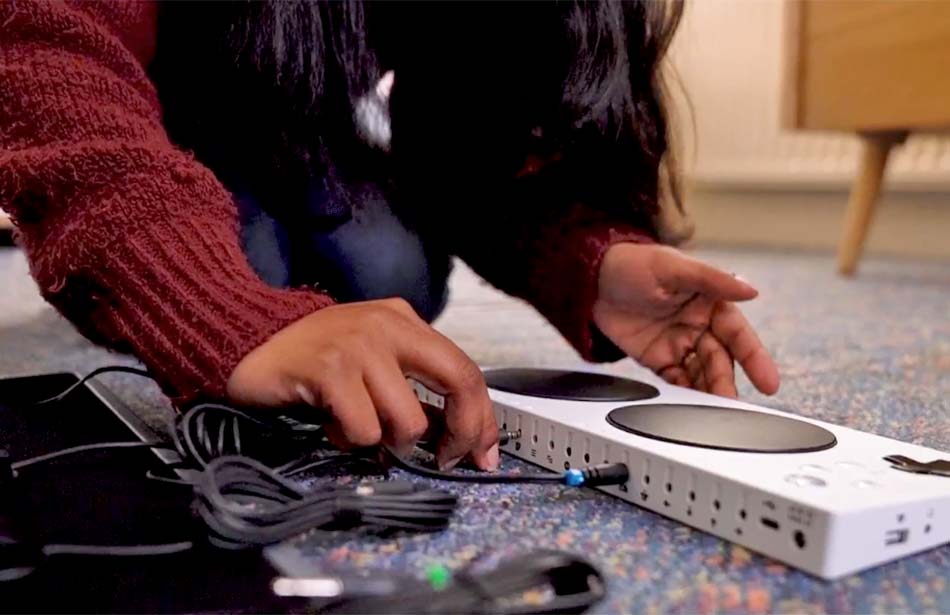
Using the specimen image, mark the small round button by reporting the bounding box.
[800,464,830,473]
[785,474,828,487]
[853,479,881,489]
[835,461,865,471]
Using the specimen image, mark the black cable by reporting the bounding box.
[10,368,616,614]
[33,365,151,405]
[171,403,326,469]
[190,455,457,549]
[18,371,627,557]
[11,441,159,472]
[12,403,627,551]
[385,449,564,484]
[173,403,258,467]
[41,542,194,557]
[277,450,381,478]
[385,449,630,489]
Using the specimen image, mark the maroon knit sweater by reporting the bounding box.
[0,1,650,404]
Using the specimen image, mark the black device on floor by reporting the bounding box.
[0,372,284,614]
[1,372,611,614]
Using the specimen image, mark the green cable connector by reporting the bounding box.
[425,563,451,591]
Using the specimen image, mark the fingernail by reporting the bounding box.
[484,444,500,471]
[295,383,316,406]
[734,274,754,286]
[438,455,464,471]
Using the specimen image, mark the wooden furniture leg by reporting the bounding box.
[837,131,907,276]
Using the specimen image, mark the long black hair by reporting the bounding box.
[151,1,683,235]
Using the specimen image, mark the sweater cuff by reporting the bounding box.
[523,223,654,363]
[71,215,333,405]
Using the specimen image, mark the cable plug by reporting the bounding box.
[497,429,521,447]
[562,463,629,488]
[354,481,416,496]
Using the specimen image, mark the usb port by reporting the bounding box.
[885,529,909,545]
[761,517,780,530]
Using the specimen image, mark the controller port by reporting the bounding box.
[885,529,909,546]
[761,517,780,531]
[793,530,806,549]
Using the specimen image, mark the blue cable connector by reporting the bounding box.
[561,463,629,488]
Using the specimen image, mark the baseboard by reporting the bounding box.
[684,188,950,260]
[1,196,945,258]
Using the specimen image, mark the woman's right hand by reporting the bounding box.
[227,298,499,471]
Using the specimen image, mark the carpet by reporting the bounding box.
[1,245,948,614]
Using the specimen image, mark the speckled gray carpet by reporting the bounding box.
[2,245,949,614]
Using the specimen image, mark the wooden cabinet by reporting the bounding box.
[783,0,950,274]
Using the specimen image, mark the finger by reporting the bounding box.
[632,325,701,374]
[711,302,781,395]
[677,293,716,331]
[657,249,758,302]
[441,389,496,471]
[364,357,428,458]
[693,363,708,393]
[474,394,500,470]
[390,327,497,470]
[309,373,383,450]
[419,400,447,444]
[659,365,690,388]
[684,352,705,391]
[404,381,450,451]
[696,332,737,398]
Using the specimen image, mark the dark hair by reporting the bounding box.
[151,0,385,222]
[151,1,683,234]
[567,0,685,224]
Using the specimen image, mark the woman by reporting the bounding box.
[0,1,779,473]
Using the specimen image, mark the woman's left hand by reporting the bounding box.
[592,243,780,398]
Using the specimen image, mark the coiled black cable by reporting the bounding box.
[8,368,613,613]
[19,367,628,553]
[192,455,457,549]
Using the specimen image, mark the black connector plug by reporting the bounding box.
[583,462,629,487]
[563,463,630,487]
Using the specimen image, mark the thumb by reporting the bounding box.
[656,249,758,302]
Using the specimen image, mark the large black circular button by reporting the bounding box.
[484,368,659,402]
[606,404,837,453]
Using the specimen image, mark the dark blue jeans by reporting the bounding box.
[236,189,451,323]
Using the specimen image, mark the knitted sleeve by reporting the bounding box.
[0,0,333,404]
[455,203,655,363]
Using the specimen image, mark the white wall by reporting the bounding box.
[668,0,950,191]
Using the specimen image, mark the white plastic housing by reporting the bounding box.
[441,370,950,579]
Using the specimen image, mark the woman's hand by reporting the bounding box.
[593,243,780,398]
[227,298,499,470]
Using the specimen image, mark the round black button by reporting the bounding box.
[606,404,837,453]
[484,368,659,402]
